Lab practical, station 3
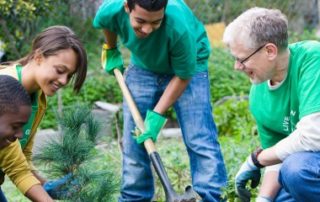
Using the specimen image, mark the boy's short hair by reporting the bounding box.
[0,75,31,116]
[127,0,168,12]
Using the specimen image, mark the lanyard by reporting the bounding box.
[16,65,39,149]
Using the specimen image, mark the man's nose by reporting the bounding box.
[234,60,245,71]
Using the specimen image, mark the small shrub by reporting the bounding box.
[34,105,119,201]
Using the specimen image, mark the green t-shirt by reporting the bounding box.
[250,41,320,148]
[93,0,210,79]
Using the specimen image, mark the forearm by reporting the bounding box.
[0,141,40,193]
[275,112,320,159]
[257,147,281,166]
[258,164,282,199]
[154,76,190,114]
[24,139,47,184]
[103,30,117,48]
[32,170,47,185]
[259,112,320,165]
[25,184,53,202]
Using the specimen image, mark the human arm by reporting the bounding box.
[136,76,190,144]
[103,29,117,48]
[25,184,53,202]
[257,112,320,166]
[22,128,47,185]
[154,76,190,114]
[100,30,123,74]
[257,164,282,202]
[0,141,53,201]
[32,170,47,185]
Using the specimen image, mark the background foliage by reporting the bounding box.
[1,0,319,201]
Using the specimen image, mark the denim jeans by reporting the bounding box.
[274,151,320,202]
[0,188,7,202]
[119,65,227,202]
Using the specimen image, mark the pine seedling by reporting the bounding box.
[33,104,119,201]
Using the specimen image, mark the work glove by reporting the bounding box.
[43,173,78,199]
[235,149,263,202]
[135,110,167,144]
[101,43,124,75]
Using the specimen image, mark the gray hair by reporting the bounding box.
[223,7,288,51]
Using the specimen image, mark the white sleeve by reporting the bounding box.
[275,112,320,160]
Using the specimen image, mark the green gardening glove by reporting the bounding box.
[101,43,124,75]
[136,110,167,144]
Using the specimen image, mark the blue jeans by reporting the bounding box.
[119,65,227,202]
[274,152,320,202]
[0,188,7,202]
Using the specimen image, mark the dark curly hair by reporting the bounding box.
[0,75,31,116]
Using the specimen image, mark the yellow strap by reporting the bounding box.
[102,43,112,50]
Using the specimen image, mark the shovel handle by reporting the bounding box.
[114,69,156,153]
[114,69,197,201]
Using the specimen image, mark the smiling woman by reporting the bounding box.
[0,25,88,201]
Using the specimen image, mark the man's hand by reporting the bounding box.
[101,43,124,75]
[235,154,261,202]
[136,110,167,144]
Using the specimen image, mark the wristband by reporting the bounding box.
[102,43,115,50]
[251,147,264,168]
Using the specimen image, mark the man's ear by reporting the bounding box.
[124,2,130,13]
[265,43,278,60]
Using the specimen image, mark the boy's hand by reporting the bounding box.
[136,110,167,144]
[101,43,124,75]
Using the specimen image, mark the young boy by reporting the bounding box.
[0,75,53,201]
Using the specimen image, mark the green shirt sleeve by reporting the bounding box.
[92,0,123,32]
[170,31,196,79]
[297,46,320,118]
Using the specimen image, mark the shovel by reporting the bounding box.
[114,69,197,202]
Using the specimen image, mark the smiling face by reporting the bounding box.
[125,3,165,38]
[230,42,277,84]
[0,105,31,149]
[34,48,77,96]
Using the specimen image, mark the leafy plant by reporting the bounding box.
[214,97,259,200]
[33,104,119,201]
[154,138,191,200]
[0,0,54,59]
[40,72,122,129]
[209,48,251,103]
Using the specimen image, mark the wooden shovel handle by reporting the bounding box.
[114,69,156,153]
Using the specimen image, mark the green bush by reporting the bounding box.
[289,29,320,43]
[40,72,122,129]
[214,97,256,137]
[209,48,251,103]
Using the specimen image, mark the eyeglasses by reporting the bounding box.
[235,44,266,66]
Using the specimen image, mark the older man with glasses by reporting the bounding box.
[223,7,320,202]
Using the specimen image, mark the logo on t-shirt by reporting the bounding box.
[25,129,31,135]
[282,116,290,132]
